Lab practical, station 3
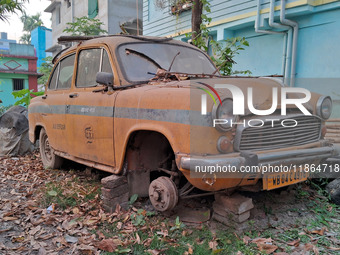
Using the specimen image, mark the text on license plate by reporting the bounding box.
[264,170,310,190]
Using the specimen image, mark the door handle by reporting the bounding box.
[42,95,47,99]
[69,93,78,98]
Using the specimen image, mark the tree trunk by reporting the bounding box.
[191,0,203,41]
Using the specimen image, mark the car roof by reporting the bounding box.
[54,35,197,63]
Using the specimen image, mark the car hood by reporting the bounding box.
[148,77,314,114]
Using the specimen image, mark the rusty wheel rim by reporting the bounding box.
[42,134,53,162]
[149,176,178,212]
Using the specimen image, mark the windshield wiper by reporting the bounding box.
[165,51,180,79]
[125,48,164,69]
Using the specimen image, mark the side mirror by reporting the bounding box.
[96,72,114,87]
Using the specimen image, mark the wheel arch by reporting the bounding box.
[122,129,179,197]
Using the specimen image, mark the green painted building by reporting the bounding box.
[0,38,39,107]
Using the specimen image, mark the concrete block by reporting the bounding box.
[101,184,129,199]
[213,202,250,223]
[214,193,254,215]
[101,175,127,189]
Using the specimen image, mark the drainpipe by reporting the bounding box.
[71,0,75,22]
[280,0,299,87]
[255,0,282,35]
[256,0,288,82]
[269,0,292,85]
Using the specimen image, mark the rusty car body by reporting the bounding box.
[28,35,339,211]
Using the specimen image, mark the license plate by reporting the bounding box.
[263,169,310,190]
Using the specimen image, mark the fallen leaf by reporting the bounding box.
[3,216,18,221]
[95,238,122,252]
[252,238,277,254]
[64,234,78,243]
[243,235,251,245]
[258,243,278,254]
[327,247,340,251]
[72,207,80,214]
[209,240,218,251]
[147,249,161,255]
[311,227,327,236]
[136,233,141,244]
[11,236,25,243]
[287,239,300,247]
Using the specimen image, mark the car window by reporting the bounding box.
[76,48,102,87]
[48,64,59,90]
[57,54,75,90]
[101,50,113,74]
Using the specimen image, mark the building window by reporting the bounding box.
[56,7,61,25]
[13,79,24,91]
[88,0,98,18]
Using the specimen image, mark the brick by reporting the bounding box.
[101,184,129,199]
[213,202,250,223]
[214,193,254,215]
[101,175,127,189]
[102,204,116,214]
[102,193,129,213]
[102,192,129,207]
[212,210,250,225]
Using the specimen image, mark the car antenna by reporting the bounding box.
[165,52,180,79]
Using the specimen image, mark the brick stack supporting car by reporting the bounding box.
[101,175,129,213]
[212,193,254,226]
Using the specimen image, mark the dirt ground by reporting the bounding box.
[0,153,339,254]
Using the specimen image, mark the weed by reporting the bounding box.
[131,209,155,226]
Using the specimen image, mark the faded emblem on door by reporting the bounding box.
[85,125,94,143]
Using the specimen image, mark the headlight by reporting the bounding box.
[316,96,332,120]
[212,98,237,131]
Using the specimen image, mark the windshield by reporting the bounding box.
[117,42,216,82]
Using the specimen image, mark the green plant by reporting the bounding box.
[0,104,12,116]
[43,183,78,209]
[20,11,44,44]
[12,88,44,107]
[170,216,185,231]
[210,37,252,75]
[0,0,28,22]
[38,56,53,85]
[63,16,107,36]
[185,0,211,52]
[184,1,250,75]
[128,193,138,205]
[130,209,155,226]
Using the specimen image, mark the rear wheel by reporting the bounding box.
[39,128,63,169]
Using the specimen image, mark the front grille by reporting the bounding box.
[235,115,322,151]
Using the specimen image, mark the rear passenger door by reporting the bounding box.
[66,47,116,167]
[42,53,75,152]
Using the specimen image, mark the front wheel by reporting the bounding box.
[149,177,178,211]
[39,128,63,169]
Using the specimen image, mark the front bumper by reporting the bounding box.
[178,142,340,191]
[181,144,340,171]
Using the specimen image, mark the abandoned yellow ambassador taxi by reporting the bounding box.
[28,35,339,211]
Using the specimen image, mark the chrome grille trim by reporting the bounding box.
[234,115,322,151]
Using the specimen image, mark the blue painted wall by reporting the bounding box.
[31,26,52,68]
[0,73,29,106]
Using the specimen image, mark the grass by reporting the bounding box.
[40,170,101,210]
